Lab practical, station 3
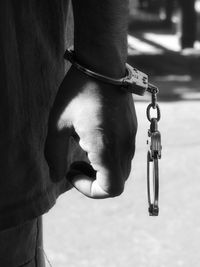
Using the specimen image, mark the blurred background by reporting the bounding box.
[43,1,200,266]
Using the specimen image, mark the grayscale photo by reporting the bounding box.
[0,0,199,266]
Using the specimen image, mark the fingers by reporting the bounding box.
[44,69,137,198]
[70,175,111,199]
[67,161,121,199]
[68,127,125,198]
[66,93,135,199]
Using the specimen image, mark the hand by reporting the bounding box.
[45,66,137,199]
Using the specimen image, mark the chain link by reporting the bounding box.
[146,103,161,122]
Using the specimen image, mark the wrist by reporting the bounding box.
[64,49,148,96]
[73,44,127,79]
[72,0,129,79]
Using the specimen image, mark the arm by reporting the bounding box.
[45,0,137,198]
[72,0,129,78]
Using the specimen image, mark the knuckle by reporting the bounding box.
[106,183,124,198]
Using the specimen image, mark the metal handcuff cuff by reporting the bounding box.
[64,49,162,216]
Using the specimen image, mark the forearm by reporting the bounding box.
[72,0,129,78]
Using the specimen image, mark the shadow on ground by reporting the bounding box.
[128,11,200,76]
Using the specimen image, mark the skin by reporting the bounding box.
[45,0,137,199]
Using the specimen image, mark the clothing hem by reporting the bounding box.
[0,178,70,231]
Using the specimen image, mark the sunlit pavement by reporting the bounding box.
[43,75,200,267]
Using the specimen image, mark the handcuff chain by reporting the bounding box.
[146,84,162,216]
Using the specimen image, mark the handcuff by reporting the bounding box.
[64,49,162,216]
[146,85,162,216]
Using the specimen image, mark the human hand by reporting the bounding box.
[45,66,137,198]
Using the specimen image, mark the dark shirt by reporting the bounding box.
[0,0,72,230]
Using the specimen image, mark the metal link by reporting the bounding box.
[146,103,161,122]
[151,92,157,108]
